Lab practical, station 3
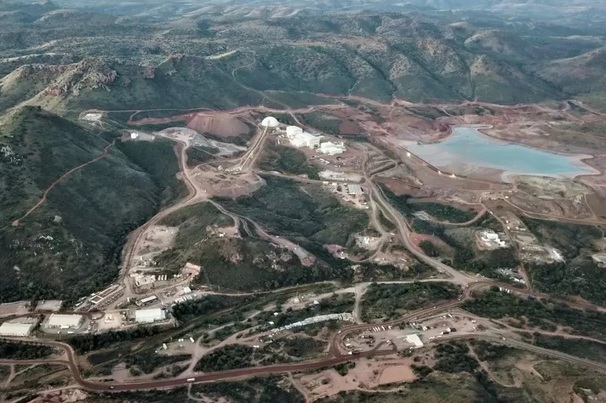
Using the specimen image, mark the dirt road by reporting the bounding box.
[233,125,269,171]
[11,142,113,226]
[118,139,208,300]
[5,285,606,394]
[365,162,476,285]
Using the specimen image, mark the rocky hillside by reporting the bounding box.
[1,11,604,111]
[537,48,606,95]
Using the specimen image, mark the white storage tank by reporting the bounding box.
[261,116,279,128]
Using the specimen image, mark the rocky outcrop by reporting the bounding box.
[37,59,118,97]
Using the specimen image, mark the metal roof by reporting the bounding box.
[135,308,165,323]
[0,322,34,336]
[46,314,83,328]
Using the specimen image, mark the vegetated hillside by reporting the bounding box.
[1,10,605,109]
[520,218,606,305]
[0,63,71,111]
[0,56,265,113]
[219,176,369,246]
[0,106,185,303]
[52,0,606,25]
[155,202,357,292]
[0,0,58,19]
[536,48,606,95]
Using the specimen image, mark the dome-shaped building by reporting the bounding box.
[261,116,279,128]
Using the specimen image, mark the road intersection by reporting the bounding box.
[5,107,606,396]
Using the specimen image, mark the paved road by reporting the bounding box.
[25,98,605,393]
[0,337,393,392]
[233,125,269,172]
[327,278,603,357]
[115,137,209,304]
[3,277,606,393]
[5,286,606,393]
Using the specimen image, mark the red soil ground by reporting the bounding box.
[338,119,362,135]
[186,113,250,138]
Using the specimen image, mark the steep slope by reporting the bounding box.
[2,44,564,111]
[0,11,595,108]
[0,56,264,113]
[0,106,185,302]
[537,48,606,95]
[469,55,561,104]
[0,63,70,110]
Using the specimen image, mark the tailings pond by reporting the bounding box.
[406,126,598,182]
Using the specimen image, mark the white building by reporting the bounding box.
[134,274,156,287]
[285,126,322,148]
[347,184,363,196]
[130,132,139,139]
[261,116,279,128]
[286,126,304,137]
[406,334,424,348]
[319,141,346,155]
[46,314,83,329]
[476,230,508,249]
[0,322,35,337]
[135,308,166,324]
[138,295,158,305]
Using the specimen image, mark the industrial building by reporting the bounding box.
[592,252,606,267]
[0,321,36,337]
[286,125,303,137]
[285,126,322,148]
[475,230,508,250]
[135,308,166,324]
[319,141,346,155]
[261,116,279,128]
[133,273,156,287]
[405,334,424,348]
[347,184,364,196]
[46,314,83,329]
[137,295,158,306]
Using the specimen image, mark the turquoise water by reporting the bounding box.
[407,126,596,180]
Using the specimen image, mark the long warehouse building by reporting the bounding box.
[45,314,83,329]
[135,308,166,324]
[0,322,35,337]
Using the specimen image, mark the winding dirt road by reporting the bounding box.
[11,142,113,227]
[364,154,476,285]
[4,282,606,394]
[117,138,208,300]
[34,92,606,394]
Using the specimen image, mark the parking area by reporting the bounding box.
[35,300,63,312]
[95,312,126,332]
[344,312,489,353]
[410,312,480,342]
[0,301,30,318]
[345,325,423,352]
